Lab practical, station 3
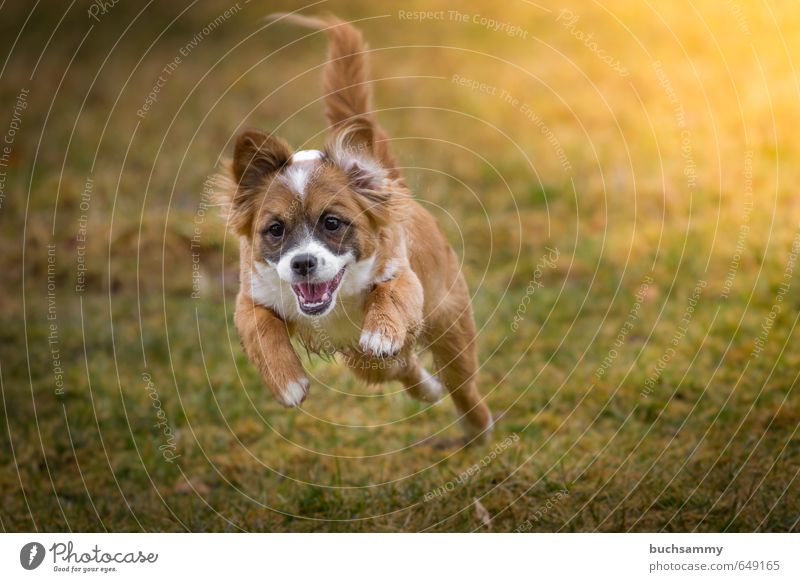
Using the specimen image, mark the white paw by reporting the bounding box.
[414,368,444,403]
[359,329,401,358]
[278,378,309,407]
[461,411,494,442]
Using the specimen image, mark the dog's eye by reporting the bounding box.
[266,222,284,238]
[323,215,341,232]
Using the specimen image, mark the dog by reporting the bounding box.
[217,14,493,442]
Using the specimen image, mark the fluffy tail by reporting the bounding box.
[269,13,401,179]
[270,13,370,126]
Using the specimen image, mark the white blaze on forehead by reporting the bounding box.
[291,149,325,163]
[279,149,326,199]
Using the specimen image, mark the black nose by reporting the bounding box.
[291,253,318,276]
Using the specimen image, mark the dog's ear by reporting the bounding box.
[326,117,388,203]
[223,130,293,236]
[233,129,292,188]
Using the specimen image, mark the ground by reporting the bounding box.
[1,0,798,532]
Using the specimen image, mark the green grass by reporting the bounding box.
[1,0,798,531]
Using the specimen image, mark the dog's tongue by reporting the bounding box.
[293,268,346,307]
[296,281,332,303]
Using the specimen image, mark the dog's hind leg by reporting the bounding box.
[429,287,493,442]
[343,351,443,403]
[395,353,444,403]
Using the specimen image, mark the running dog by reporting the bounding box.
[218,14,493,441]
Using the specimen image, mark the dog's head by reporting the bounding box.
[221,119,404,317]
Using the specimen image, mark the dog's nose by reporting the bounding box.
[291,253,318,276]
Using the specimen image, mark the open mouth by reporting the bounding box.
[291,267,346,315]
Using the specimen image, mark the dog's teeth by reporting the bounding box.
[322,292,330,301]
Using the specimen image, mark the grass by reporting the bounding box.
[1,0,798,532]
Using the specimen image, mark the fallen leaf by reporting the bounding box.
[474,498,492,531]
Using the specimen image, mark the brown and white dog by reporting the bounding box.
[218,14,493,441]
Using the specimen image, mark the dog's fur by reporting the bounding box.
[217,14,492,440]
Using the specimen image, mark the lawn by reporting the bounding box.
[1,0,798,532]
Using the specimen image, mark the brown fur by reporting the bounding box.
[218,15,492,441]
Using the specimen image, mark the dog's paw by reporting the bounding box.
[359,328,403,358]
[275,377,309,408]
[461,411,494,444]
[408,368,444,403]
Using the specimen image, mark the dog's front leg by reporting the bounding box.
[235,293,309,407]
[359,267,424,358]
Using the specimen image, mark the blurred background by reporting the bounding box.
[0,0,798,531]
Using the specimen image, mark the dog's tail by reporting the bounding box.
[269,14,401,179]
[270,13,370,126]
